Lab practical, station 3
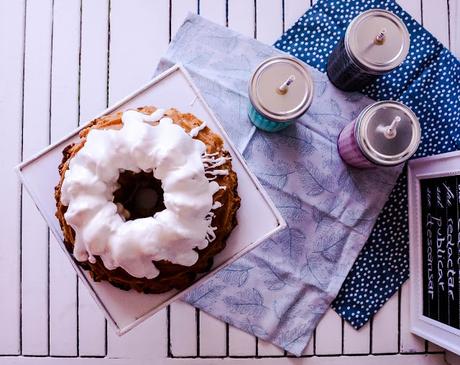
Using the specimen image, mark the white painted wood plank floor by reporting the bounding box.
[1,0,458,364]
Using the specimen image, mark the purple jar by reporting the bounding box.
[327,9,410,91]
[338,101,421,168]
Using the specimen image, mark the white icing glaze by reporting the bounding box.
[60,109,229,279]
[189,121,207,137]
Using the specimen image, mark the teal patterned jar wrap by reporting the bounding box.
[248,56,314,132]
[247,103,293,132]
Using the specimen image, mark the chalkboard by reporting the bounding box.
[420,175,460,329]
[408,152,460,354]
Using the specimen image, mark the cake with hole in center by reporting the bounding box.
[54,106,240,293]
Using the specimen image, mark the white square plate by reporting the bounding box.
[16,64,286,335]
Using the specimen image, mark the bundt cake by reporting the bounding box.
[54,106,240,293]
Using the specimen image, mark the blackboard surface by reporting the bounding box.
[420,175,460,329]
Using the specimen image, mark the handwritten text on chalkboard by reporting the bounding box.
[421,176,459,329]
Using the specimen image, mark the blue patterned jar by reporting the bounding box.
[327,9,410,91]
[248,56,314,132]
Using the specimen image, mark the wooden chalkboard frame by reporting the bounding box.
[408,151,460,355]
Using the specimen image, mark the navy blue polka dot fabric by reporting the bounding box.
[274,0,460,328]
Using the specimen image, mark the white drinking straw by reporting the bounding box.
[375,28,387,44]
[383,116,401,139]
[277,75,295,94]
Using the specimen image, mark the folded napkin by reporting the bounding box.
[274,0,460,328]
[155,14,402,355]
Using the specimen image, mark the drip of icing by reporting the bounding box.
[207,169,229,176]
[204,211,217,243]
[202,153,229,170]
[143,108,165,122]
[60,109,229,279]
[189,121,207,138]
[203,152,230,181]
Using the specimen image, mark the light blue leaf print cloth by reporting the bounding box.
[274,0,460,330]
[154,14,401,356]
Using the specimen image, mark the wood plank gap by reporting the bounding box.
[18,0,42,154]
[225,0,228,27]
[255,337,258,357]
[47,230,51,357]
[19,0,28,355]
[104,320,107,357]
[420,0,424,26]
[47,0,55,355]
[225,323,229,357]
[282,0,285,32]
[447,0,451,49]
[48,0,55,146]
[313,329,316,355]
[369,317,373,354]
[34,352,437,359]
[75,280,79,357]
[106,0,111,109]
[167,305,172,357]
[105,1,111,357]
[398,288,401,353]
[341,318,344,355]
[177,352,444,359]
[0,354,106,358]
[366,325,371,355]
[196,309,200,357]
[253,0,257,39]
[197,0,200,14]
[77,0,83,127]
[75,0,82,356]
[168,0,172,42]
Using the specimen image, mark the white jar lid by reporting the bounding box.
[345,9,410,74]
[249,56,314,122]
[356,100,421,166]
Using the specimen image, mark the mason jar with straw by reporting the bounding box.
[248,56,314,132]
[327,9,410,91]
[337,100,421,168]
